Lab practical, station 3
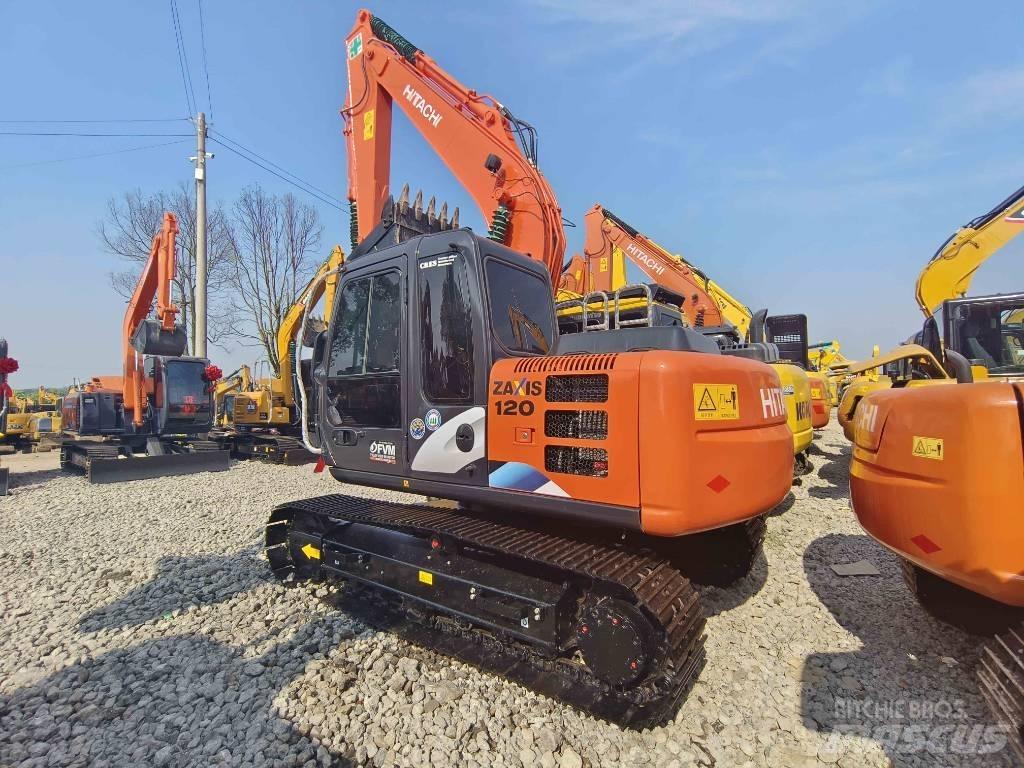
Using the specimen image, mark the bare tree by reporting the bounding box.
[98,183,236,352]
[227,185,322,375]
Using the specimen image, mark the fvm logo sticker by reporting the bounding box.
[369,440,397,465]
[759,387,786,419]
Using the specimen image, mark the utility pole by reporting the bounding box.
[192,111,210,358]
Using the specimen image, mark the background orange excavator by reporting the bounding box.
[557,204,819,471]
[265,9,794,727]
[60,213,230,483]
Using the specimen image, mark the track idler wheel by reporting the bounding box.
[264,507,329,584]
[575,598,655,687]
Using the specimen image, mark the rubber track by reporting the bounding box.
[267,494,706,728]
[978,622,1024,761]
[60,442,119,473]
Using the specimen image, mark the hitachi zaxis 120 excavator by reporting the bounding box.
[557,204,818,472]
[60,213,230,483]
[265,9,793,726]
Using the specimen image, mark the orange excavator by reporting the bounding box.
[558,204,818,472]
[846,182,1024,750]
[265,9,793,727]
[60,213,230,483]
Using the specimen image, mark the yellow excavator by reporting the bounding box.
[213,366,252,428]
[808,340,848,406]
[839,182,1024,439]
[1,387,61,452]
[220,246,344,463]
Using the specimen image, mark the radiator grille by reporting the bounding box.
[544,446,609,478]
[545,374,608,403]
[513,354,617,373]
[544,410,608,440]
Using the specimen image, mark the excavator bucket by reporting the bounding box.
[349,185,460,262]
[130,318,188,357]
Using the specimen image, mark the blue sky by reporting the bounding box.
[2,0,1023,385]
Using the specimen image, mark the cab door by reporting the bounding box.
[405,242,490,486]
[320,255,408,477]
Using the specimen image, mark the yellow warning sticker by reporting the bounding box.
[693,384,740,421]
[912,436,944,461]
[363,109,375,140]
[599,256,608,273]
[418,570,434,586]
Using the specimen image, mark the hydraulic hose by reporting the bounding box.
[295,266,344,455]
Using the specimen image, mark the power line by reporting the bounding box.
[170,0,197,116]
[209,138,345,211]
[211,129,346,206]
[0,138,189,171]
[0,131,193,137]
[0,118,190,124]
[197,0,214,119]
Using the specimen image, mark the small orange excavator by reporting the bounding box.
[60,213,230,483]
[264,9,793,727]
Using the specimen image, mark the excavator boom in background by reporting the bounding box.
[557,204,820,468]
[60,212,229,483]
[265,8,795,727]
[218,246,344,464]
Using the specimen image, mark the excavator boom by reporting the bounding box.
[343,10,565,284]
[915,182,1024,317]
[559,204,752,336]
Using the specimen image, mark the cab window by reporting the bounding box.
[419,255,474,402]
[485,259,554,355]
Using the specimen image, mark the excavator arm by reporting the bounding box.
[558,204,751,333]
[342,10,565,284]
[275,246,345,407]
[122,212,181,427]
[915,182,1024,317]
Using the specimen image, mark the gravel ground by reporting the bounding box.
[0,422,1014,767]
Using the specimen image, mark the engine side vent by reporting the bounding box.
[544,410,608,440]
[545,374,609,403]
[544,446,609,478]
[513,353,618,373]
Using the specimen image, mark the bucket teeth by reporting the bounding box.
[439,202,449,229]
[452,208,460,229]
[398,183,410,214]
[413,190,423,220]
[427,197,437,226]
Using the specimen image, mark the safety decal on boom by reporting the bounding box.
[347,34,363,59]
[912,436,944,461]
[693,384,739,421]
[1006,203,1024,224]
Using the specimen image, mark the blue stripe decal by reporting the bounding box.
[489,462,551,492]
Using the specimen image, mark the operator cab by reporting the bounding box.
[315,229,555,487]
[941,293,1024,379]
